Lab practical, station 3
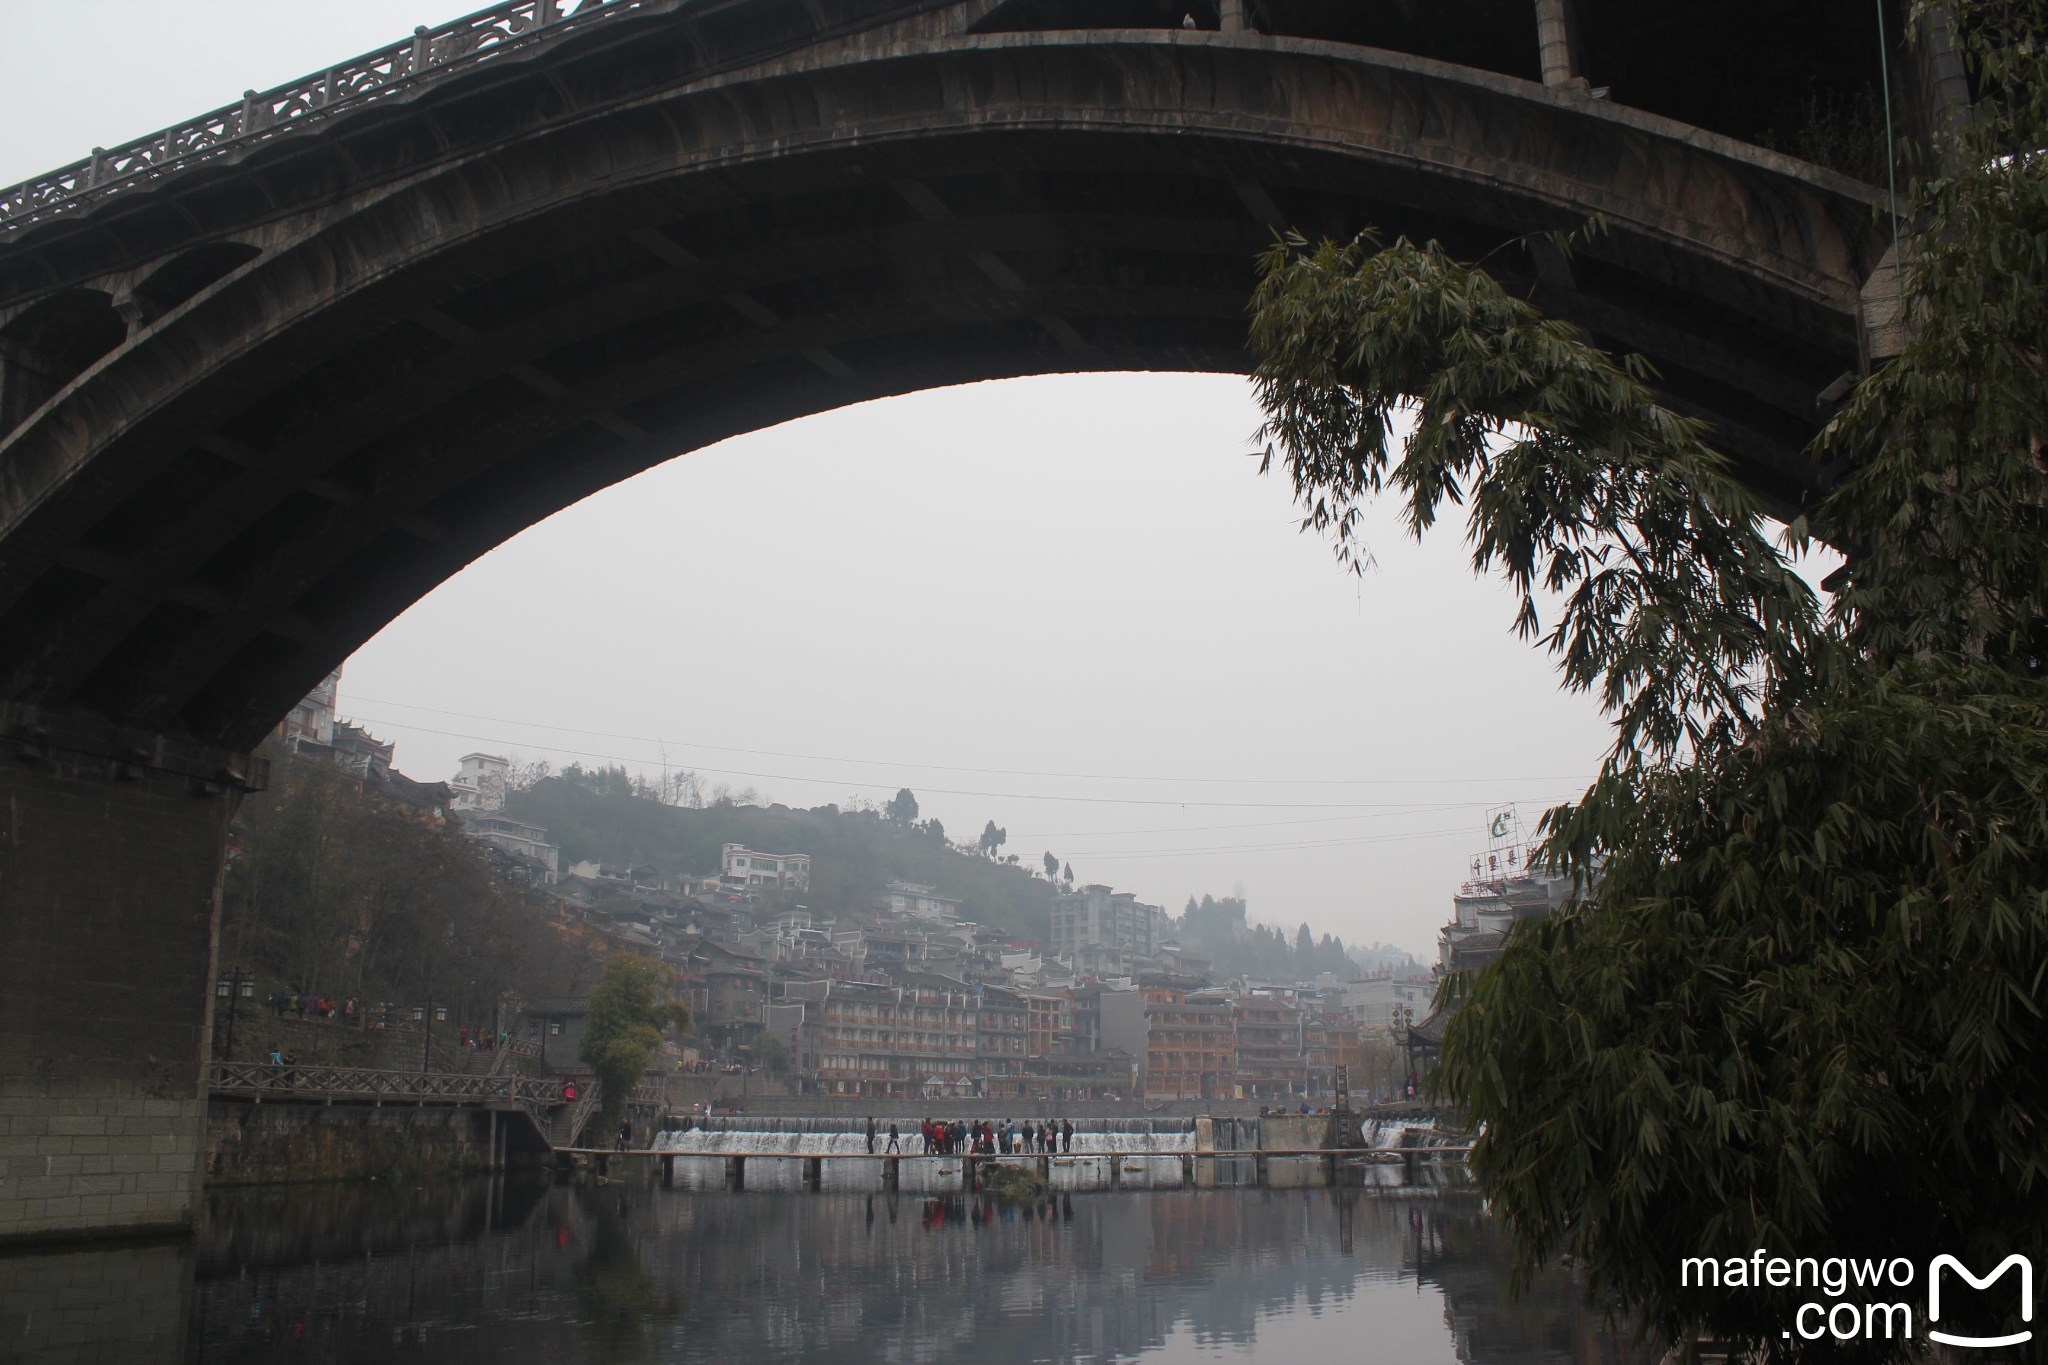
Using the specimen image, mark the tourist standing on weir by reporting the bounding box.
[1062,1119,1074,1153]
[866,1116,876,1154]
[886,1122,900,1153]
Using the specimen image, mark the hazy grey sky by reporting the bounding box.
[1,2,1628,958]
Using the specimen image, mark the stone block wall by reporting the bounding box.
[0,1237,191,1363]
[204,1100,493,1184]
[0,708,249,1242]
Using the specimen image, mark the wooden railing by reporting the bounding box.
[209,1059,568,1107]
[0,0,691,229]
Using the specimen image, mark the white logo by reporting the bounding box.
[1928,1254,2034,1349]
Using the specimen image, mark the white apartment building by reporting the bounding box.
[721,842,811,893]
[881,880,962,921]
[1051,884,1166,960]
[459,812,560,882]
[1334,975,1437,1029]
[449,752,509,813]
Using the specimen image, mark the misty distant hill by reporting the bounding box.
[508,769,1058,940]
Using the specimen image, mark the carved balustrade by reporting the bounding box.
[0,0,686,229]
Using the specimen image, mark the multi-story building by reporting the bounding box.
[327,721,396,781]
[280,666,341,750]
[1022,992,1066,1062]
[1051,884,1166,963]
[1102,976,1232,1100]
[449,752,509,812]
[1232,995,1308,1099]
[976,985,1030,1098]
[1319,1004,1368,1099]
[880,880,961,921]
[721,843,811,893]
[781,973,978,1098]
[457,811,559,882]
[1064,983,1110,1056]
[677,940,770,1054]
[1436,866,1572,974]
[1333,974,1437,1029]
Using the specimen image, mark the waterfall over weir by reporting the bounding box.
[644,1114,1453,1193]
[651,1118,1198,1192]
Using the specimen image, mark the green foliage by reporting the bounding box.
[581,955,688,1126]
[978,819,1008,859]
[221,744,597,1022]
[751,1030,789,1078]
[1250,230,1830,771]
[983,1160,1049,1205]
[1452,662,2048,1355]
[887,787,920,826]
[509,779,1055,938]
[1246,3,2048,1356]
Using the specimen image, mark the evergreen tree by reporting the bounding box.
[581,955,689,1127]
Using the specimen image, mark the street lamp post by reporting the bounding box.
[214,968,255,1060]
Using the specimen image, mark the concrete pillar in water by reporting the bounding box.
[804,1156,822,1189]
[1219,0,1246,31]
[1193,1117,1216,1189]
[0,705,259,1242]
[661,1155,674,1188]
[729,1155,746,1190]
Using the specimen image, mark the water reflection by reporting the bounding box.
[5,1176,1656,1363]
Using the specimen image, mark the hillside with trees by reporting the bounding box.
[219,743,602,1040]
[507,766,1060,940]
[1172,894,1364,980]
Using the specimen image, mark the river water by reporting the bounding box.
[7,1173,1657,1364]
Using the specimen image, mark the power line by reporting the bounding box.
[347,713,1572,812]
[1054,824,1480,859]
[1009,803,1534,841]
[344,693,1591,790]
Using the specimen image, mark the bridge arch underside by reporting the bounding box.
[0,32,1882,753]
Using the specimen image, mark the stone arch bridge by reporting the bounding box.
[0,0,1956,1241]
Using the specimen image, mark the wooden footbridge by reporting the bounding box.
[206,1060,663,1154]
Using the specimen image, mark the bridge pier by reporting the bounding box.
[0,706,258,1243]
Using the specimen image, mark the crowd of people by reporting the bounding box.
[874,1117,1078,1156]
[676,1059,744,1075]
[266,989,357,1024]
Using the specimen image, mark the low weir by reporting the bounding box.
[642,1114,1461,1194]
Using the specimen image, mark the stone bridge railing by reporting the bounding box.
[0,0,688,230]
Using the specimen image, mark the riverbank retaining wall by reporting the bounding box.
[203,1101,500,1185]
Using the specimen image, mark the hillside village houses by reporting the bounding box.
[273,669,1461,1106]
